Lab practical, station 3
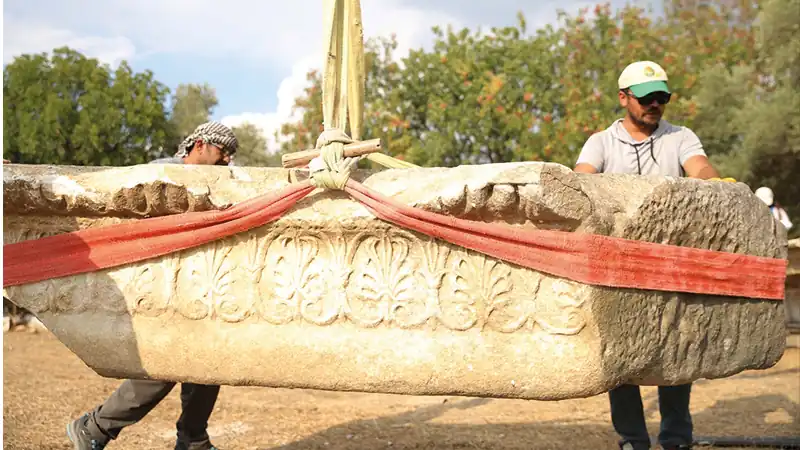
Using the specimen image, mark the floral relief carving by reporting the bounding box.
[175,239,234,320]
[350,231,418,328]
[260,232,324,324]
[532,279,587,335]
[3,224,588,336]
[415,239,451,329]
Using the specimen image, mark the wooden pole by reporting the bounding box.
[281,138,382,168]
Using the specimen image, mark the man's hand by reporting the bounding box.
[682,155,720,180]
[573,163,598,174]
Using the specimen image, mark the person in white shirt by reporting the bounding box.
[755,187,793,231]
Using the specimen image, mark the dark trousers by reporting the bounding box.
[86,379,220,445]
[609,383,692,449]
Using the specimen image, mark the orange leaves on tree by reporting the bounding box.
[683,75,697,90]
[486,73,505,96]
[687,101,697,117]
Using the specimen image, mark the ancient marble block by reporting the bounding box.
[2,162,788,400]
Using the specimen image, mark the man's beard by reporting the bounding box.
[631,108,661,129]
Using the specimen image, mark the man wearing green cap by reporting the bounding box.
[574,62,729,450]
[574,60,720,179]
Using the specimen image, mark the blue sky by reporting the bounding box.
[4,0,656,151]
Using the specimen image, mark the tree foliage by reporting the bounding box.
[276,1,767,167]
[3,47,172,165]
[691,0,800,234]
[169,83,219,139]
[232,122,281,167]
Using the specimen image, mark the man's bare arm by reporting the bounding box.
[574,163,599,174]
[682,155,720,180]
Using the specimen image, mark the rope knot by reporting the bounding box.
[309,128,359,190]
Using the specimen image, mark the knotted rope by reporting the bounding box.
[310,128,360,189]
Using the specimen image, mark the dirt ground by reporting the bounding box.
[3,331,799,450]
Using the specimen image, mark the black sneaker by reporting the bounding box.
[66,414,108,450]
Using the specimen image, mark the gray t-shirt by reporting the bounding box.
[149,156,185,165]
[575,119,707,177]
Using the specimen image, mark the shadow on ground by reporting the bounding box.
[266,397,613,449]
[266,392,798,450]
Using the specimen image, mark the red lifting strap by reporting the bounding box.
[3,179,787,300]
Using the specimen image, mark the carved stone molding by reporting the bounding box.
[5,224,588,335]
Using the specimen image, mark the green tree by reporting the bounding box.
[395,18,562,166]
[169,83,219,139]
[231,122,281,167]
[692,0,799,235]
[278,22,563,166]
[3,46,172,165]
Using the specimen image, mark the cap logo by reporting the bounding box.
[643,66,655,77]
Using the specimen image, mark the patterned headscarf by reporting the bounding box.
[175,121,239,158]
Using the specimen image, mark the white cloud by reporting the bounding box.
[3,14,136,67]
[7,0,398,69]
[221,55,319,152]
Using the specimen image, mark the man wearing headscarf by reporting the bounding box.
[153,120,238,166]
[66,122,238,450]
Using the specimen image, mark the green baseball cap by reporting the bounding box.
[629,80,671,97]
[618,61,671,97]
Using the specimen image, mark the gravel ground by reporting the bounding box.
[3,331,798,450]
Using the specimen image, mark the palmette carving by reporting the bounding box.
[175,240,235,320]
[351,232,418,328]
[4,224,588,335]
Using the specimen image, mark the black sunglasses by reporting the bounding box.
[625,90,671,106]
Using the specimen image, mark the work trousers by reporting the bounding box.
[86,379,220,446]
[609,383,692,450]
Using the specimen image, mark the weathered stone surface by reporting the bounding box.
[786,238,800,331]
[2,162,787,400]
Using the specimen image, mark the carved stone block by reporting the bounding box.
[2,162,787,400]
